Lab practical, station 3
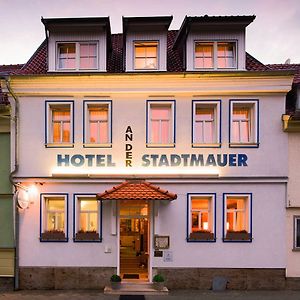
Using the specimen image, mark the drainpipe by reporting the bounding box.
[1,75,20,290]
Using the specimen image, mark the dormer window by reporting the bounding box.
[57,42,98,71]
[134,41,158,70]
[194,41,236,70]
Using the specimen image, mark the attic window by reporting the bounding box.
[134,41,158,70]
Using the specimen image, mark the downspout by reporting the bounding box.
[1,76,20,290]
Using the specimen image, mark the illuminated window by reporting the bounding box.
[230,100,258,147]
[193,101,220,146]
[84,101,112,147]
[40,194,68,242]
[57,42,98,70]
[46,101,74,147]
[194,41,236,69]
[294,216,300,249]
[188,194,215,241]
[134,41,158,70]
[75,195,101,242]
[224,194,252,241]
[147,101,175,146]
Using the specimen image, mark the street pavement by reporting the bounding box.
[1,290,300,300]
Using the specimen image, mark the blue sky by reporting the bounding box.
[0,0,299,65]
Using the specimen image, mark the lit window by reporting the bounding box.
[193,101,220,146]
[294,216,300,249]
[188,194,215,241]
[46,101,74,147]
[84,101,112,147]
[230,100,258,147]
[224,194,252,241]
[195,43,213,69]
[194,41,236,70]
[147,101,175,146]
[40,194,67,242]
[134,41,158,70]
[75,196,101,242]
[57,42,98,70]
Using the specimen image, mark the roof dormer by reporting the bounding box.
[122,16,173,72]
[173,15,255,71]
[42,17,111,72]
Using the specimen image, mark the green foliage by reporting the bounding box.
[153,274,164,282]
[110,274,122,282]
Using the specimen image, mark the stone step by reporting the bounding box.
[104,282,168,295]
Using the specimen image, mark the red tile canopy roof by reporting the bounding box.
[97,180,177,201]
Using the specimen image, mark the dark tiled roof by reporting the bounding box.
[267,64,300,84]
[97,180,177,201]
[0,32,272,75]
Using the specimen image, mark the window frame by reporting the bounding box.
[56,41,99,71]
[146,100,176,148]
[133,40,159,71]
[83,100,112,148]
[192,100,221,148]
[223,193,252,243]
[194,40,237,70]
[294,216,300,251]
[40,193,68,243]
[187,193,216,243]
[73,194,102,243]
[45,100,74,148]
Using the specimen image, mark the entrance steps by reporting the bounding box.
[104,282,168,295]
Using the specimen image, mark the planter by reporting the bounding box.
[153,282,164,290]
[225,231,251,241]
[111,282,122,290]
[189,231,214,241]
[75,232,100,241]
[41,231,66,241]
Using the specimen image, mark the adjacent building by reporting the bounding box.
[0,15,297,290]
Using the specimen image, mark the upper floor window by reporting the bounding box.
[192,100,221,147]
[194,41,236,70]
[57,42,98,70]
[45,101,74,147]
[294,216,300,250]
[147,101,175,147]
[83,101,112,147]
[134,41,158,70]
[223,194,252,242]
[229,100,259,147]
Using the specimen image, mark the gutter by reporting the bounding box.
[1,75,20,290]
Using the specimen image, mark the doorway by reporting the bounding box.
[119,200,149,281]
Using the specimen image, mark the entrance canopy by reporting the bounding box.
[97,180,177,201]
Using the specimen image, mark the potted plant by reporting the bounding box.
[225,230,250,241]
[41,229,66,241]
[110,274,122,290]
[189,230,214,241]
[75,229,99,241]
[153,274,164,290]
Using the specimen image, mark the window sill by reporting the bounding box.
[146,143,175,148]
[187,232,215,242]
[192,143,221,148]
[292,248,300,252]
[229,142,259,148]
[223,232,252,242]
[75,232,100,241]
[83,143,112,148]
[45,143,74,148]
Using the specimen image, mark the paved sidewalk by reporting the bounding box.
[1,290,300,300]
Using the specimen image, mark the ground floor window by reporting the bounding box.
[294,216,300,249]
[74,194,102,242]
[223,193,252,242]
[40,194,68,242]
[187,193,216,242]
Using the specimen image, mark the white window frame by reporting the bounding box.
[45,101,74,148]
[187,194,215,241]
[83,100,112,147]
[192,100,221,147]
[74,195,102,242]
[56,41,99,71]
[229,100,259,147]
[194,41,237,70]
[146,100,175,147]
[294,216,300,250]
[134,41,159,71]
[40,194,68,240]
[223,193,252,241]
